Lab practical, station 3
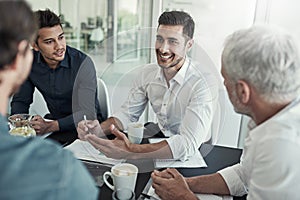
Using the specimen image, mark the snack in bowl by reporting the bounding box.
[8,114,36,137]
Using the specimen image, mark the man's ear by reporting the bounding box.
[236,80,251,104]
[186,39,194,50]
[31,41,39,51]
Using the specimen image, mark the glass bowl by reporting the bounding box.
[8,114,36,137]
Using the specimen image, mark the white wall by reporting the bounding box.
[27,0,59,13]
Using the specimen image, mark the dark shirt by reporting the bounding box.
[0,114,99,199]
[11,46,103,132]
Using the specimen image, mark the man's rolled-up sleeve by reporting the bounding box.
[218,164,248,196]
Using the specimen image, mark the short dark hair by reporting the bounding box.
[34,9,62,29]
[34,9,62,44]
[158,11,195,39]
[0,0,37,70]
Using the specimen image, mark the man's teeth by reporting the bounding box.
[161,54,171,59]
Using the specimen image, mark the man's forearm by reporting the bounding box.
[47,120,60,133]
[128,140,173,159]
[186,173,230,195]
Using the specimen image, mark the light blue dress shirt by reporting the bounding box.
[0,114,99,200]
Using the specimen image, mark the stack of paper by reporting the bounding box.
[145,179,232,200]
[64,139,124,165]
[149,138,207,168]
[154,150,207,168]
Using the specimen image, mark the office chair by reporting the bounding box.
[90,27,104,54]
[29,89,49,117]
[97,78,111,120]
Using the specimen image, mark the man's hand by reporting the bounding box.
[77,119,104,140]
[85,124,133,159]
[151,168,198,200]
[30,115,59,134]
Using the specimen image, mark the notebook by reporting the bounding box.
[149,138,207,168]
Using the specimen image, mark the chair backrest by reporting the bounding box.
[204,88,226,145]
[209,95,222,145]
[90,27,104,42]
[29,89,49,116]
[97,78,111,120]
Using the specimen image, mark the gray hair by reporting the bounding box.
[222,25,300,104]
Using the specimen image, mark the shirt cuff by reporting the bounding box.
[57,117,76,132]
[166,135,190,161]
[218,165,248,196]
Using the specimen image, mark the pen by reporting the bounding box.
[83,114,91,135]
[83,114,87,124]
[83,114,90,135]
[140,192,151,199]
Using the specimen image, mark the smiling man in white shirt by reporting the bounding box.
[77,11,219,160]
[151,25,300,200]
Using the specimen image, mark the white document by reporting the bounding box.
[195,194,233,200]
[149,138,207,168]
[147,185,232,200]
[64,139,124,165]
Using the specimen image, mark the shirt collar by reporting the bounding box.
[154,68,164,81]
[154,57,190,85]
[36,47,70,68]
[247,119,257,130]
[173,57,190,85]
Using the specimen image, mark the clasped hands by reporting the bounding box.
[151,169,197,200]
[30,115,58,134]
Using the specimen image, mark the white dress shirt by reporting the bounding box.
[219,96,300,199]
[114,58,219,160]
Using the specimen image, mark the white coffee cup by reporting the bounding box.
[127,122,144,144]
[103,163,138,196]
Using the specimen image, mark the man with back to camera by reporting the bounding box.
[0,1,98,199]
[151,25,300,200]
[10,9,104,146]
[77,11,219,160]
